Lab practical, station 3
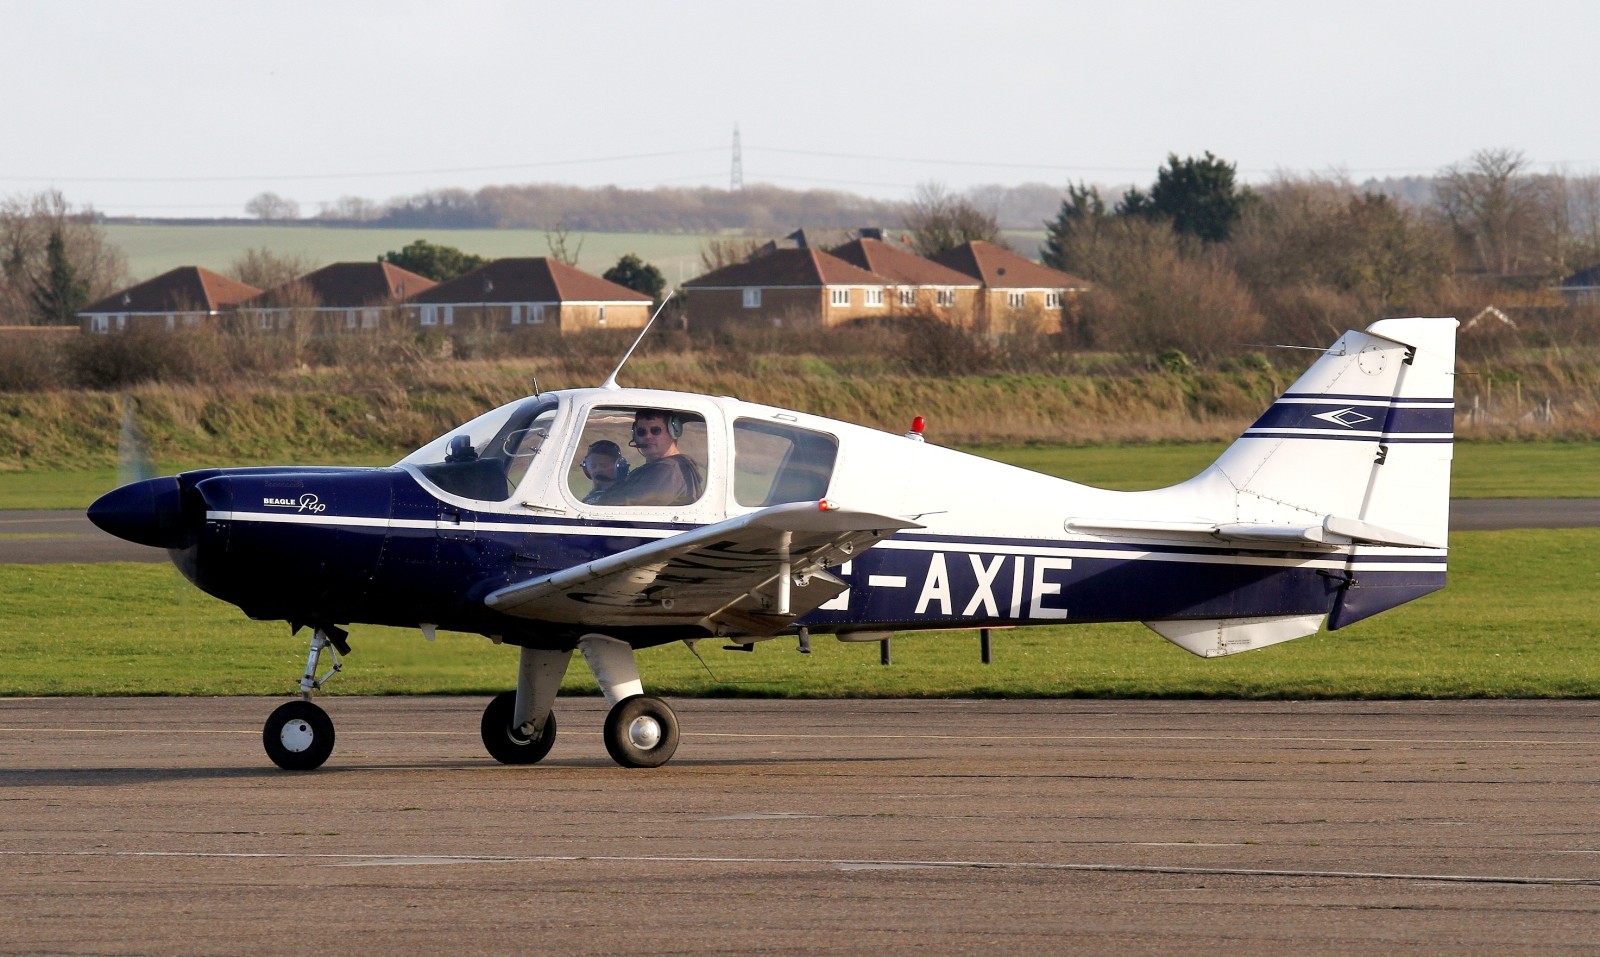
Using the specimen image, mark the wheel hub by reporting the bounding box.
[279,719,315,753]
[627,715,662,750]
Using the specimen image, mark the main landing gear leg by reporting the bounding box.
[480,647,570,764]
[578,634,680,769]
[262,626,344,771]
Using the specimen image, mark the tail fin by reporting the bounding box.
[1138,318,1457,655]
[1205,317,1458,549]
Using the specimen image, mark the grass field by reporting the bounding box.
[101,224,1050,285]
[1,529,1595,698]
[103,224,716,286]
[2,439,1593,511]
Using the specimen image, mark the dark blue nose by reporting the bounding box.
[87,477,193,549]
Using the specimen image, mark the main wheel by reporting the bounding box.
[263,700,335,771]
[480,690,557,765]
[603,695,680,768]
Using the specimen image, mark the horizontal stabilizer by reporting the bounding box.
[1068,515,1439,549]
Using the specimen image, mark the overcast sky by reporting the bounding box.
[4,0,1597,217]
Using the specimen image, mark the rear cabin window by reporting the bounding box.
[733,419,838,507]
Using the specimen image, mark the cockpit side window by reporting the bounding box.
[402,397,558,502]
[569,407,707,508]
[733,418,838,507]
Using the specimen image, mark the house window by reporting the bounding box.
[530,304,546,324]
[830,288,850,307]
[361,309,379,329]
[91,316,109,333]
[443,305,454,326]
[936,288,954,307]
[1007,291,1026,309]
[1045,292,1061,309]
[258,311,274,330]
[421,306,438,326]
[898,288,915,307]
[598,305,607,326]
[865,289,884,307]
[743,287,761,308]
[510,304,522,325]
[345,310,358,329]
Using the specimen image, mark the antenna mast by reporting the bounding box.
[730,123,744,191]
[601,290,675,391]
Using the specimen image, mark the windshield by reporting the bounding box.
[400,396,559,502]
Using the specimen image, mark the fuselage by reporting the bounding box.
[89,384,1445,652]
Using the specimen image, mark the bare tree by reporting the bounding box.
[902,182,1006,257]
[228,247,318,292]
[1434,148,1554,276]
[316,195,381,222]
[544,218,585,267]
[698,237,764,273]
[245,192,301,222]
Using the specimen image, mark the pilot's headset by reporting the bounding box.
[581,440,629,482]
[627,410,683,449]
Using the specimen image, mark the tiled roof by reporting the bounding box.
[81,266,261,315]
[828,238,980,287]
[254,262,436,308]
[407,258,651,304]
[683,248,886,288]
[930,241,1087,289]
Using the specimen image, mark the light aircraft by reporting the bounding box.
[88,315,1457,771]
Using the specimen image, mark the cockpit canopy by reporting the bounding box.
[400,392,842,512]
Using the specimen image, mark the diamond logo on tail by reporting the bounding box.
[1312,407,1375,428]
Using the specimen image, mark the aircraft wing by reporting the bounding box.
[1067,514,1439,549]
[484,502,921,636]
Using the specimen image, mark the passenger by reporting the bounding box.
[580,440,629,504]
[594,410,703,507]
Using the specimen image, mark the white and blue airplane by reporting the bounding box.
[89,316,1457,771]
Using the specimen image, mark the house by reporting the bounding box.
[826,237,983,325]
[247,262,436,332]
[79,266,261,334]
[681,247,891,331]
[929,241,1087,334]
[404,258,652,333]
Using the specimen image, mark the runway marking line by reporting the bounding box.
[0,849,1595,887]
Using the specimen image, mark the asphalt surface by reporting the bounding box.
[1,697,1597,956]
[4,500,1598,564]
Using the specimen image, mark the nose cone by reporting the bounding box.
[88,477,193,549]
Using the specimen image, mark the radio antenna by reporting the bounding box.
[601,289,675,391]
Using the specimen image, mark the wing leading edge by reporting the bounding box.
[484,502,922,637]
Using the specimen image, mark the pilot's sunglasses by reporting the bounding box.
[634,426,666,436]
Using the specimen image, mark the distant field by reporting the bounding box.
[102,224,1051,284]
[102,224,716,285]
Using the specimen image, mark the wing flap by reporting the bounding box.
[485,502,919,635]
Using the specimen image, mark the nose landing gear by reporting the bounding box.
[261,626,345,771]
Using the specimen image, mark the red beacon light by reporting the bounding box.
[904,416,926,443]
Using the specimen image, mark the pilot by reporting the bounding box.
[593,409,703,507]
[580,440,629,504]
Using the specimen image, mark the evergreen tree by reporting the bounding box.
[602,253,666,301]
[379,239,488,282]
[1120,152,1254,243]
[29,229,89,325]
[1041,183,1107,272]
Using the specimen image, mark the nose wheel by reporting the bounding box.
[263,700,335,771]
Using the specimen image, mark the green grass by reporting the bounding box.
[2,529,1595,698]
[4,440,1595,511]
[103,224,714,286]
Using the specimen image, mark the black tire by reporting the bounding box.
[480,690,557,765]
[602,695,680,768]
[262,700,335,771]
